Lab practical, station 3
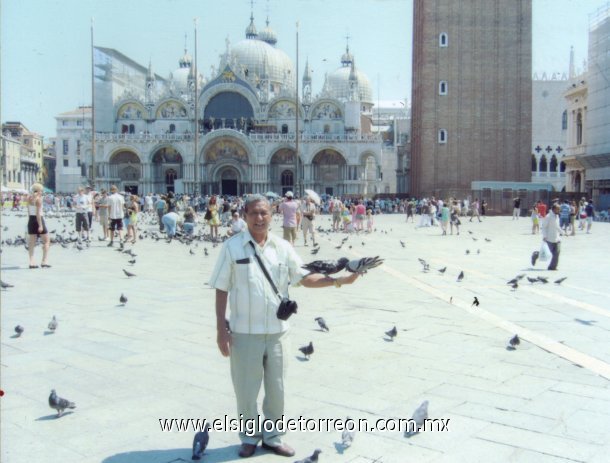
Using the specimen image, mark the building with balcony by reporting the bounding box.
[1,122,44,192]
[54,107,92,193]
[65,12,383,197]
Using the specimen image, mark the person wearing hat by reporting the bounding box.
[278,191,299,246]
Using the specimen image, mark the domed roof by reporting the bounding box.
[245,13,258,39]
[326,64,373,103]
[259,18,277,46]
[231,38,294,89]
[172,49,193,90]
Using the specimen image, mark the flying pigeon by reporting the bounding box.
[509,334,520,348]
[302,258,349,275]
[438,267,447,274]
[1,280,14,289]
[341,418,355,448]
[315,317,329,332]
[406,400,429,437]
[299,342,314,359]
[385,326,397,340]
[554,277,567,285]
[191,426,210,460]
[123,269,136,278]
[14,325,24,337]
[294,449,322,463]
[531,251,539,266]
[48,316,58,332]
[471,297,479,307]
[345,256,384,274]
[48,389,76,417]
[457,271,464,282]
[120,293,128,305]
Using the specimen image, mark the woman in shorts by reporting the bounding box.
[26,183,51,268]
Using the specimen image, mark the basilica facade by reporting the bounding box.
[63,15,383,197]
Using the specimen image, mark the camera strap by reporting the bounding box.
[249,241,282,300]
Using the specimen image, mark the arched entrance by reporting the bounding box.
[270,148,297,194]
[312,149,346,196]
[152,146,183,193]
[109,150,141,193]
[218,167,240,196]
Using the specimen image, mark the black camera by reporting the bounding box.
[276,298,298,321]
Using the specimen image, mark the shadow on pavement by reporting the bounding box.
[101,445,242,463]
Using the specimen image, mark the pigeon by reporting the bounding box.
[457,271,464,282]
[48,316,58,332]
[471,297,479,307]
[400,240,406,248]
[406,400,429,437]
[531,251,539,266]
[299,342,314,359]
[537,276,549,284]
[204,248,209,257]
[438,267,447,274]
[1,280,14,289]
[467,231,473,235]
[314,317,329,332]
[302,258,349,275]
[294,449,322,463]
[507,277,519,285]
[341,418,355,448]
[345,256,384,274]
[509,334,520,348]
[527,277,538,284]
[385,326,397,340]
[120,293,128,305]
[14,325,24,337]
[554,277,567,285]
[48,389,76,417]
[189,249,195,255]
[191,426,210,460]
[123,269,136,278]
[128,259,136,265]
[465,249,470,255]
[310,247,320,255]
[472,237,478,242]
[510,282,519,291]
[485,238,491,242]
[477,249,481,255]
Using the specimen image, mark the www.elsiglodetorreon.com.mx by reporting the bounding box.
[159,415,451,434]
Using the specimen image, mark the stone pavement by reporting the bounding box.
[1,210,610,463]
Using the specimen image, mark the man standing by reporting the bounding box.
[541,202,562,270]
[210,195,359,458]
[330,196,343,231]
[559,200,571,233]
[278,191,299,246]
[585,200,595,233]
[106,185,125,247]
[74,187,91,242]
[512,197,521,220]
[300,196,317,246]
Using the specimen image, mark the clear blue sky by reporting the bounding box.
[2,0,607,138]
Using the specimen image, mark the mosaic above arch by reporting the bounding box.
[117,102,146,119]
[156,100,188,119]
[311,102,342,120]
[204,138,248,164]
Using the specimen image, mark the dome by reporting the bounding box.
[259,18,277,46]
[231,38,294,89]
[245,14,258,39]
[326,66,373,103]
[172,50,193,90]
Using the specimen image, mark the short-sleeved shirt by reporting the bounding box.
[209,230,308,334]
[107,193,125,219]
[97,196,109,217]
[75,194,90,214]
[279,200,299,227]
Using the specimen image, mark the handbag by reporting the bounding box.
[204,209,212,221]
[539,240,551,262]
[248,241,298,320]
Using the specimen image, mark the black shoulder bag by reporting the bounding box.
[248,241,298,320]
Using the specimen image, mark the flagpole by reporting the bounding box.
[193,18,199,196]
[90,17,96,189]
[295,21,299,197]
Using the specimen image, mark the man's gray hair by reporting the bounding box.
[244,194,271,212]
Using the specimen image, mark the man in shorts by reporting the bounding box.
[74,187,91,242]
[279,191,299,245]
[107,185,125,247]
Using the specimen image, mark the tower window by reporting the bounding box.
[439,81,448,95]
[562,110,567,130]
[438,129,447,144]
[439,33,448,47]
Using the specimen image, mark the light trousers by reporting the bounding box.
[230,331,289,445]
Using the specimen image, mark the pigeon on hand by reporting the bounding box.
[385,326,397,340]
[299,342,314,359]
[191,426,210,460]
[406,400,429,437]
[315,317,329,332]
[48,389,76,417]
[345,256,384,274]
[14,325,24,337]
[303,258,349,275]
[48,316,58,332]
[509,334,520,349]
[471,297,479,307]
[457,271,464,282]
[554,277,567,285]
[294,449,322,463]
[1,280,14,289]
[123,269,136,278]
[120,293,128,305]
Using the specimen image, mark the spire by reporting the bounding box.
[341,36,353,67]
[147,59,154,80]
[303,58,312,82]
[569,46,575,79]
[179,35,192,69]
[246,2,258,39]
